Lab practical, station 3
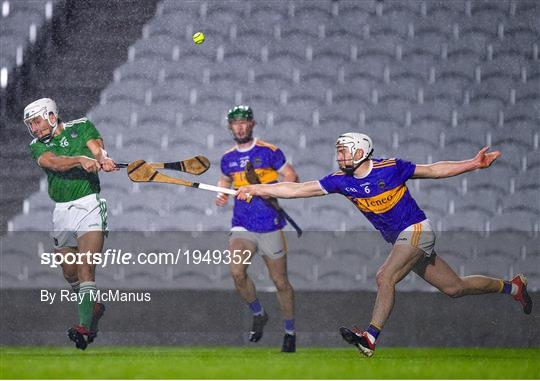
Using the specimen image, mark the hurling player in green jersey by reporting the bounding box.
[25,98,118,350]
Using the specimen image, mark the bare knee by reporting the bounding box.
[77,264,96,282]
[376,268,396,289]
[272,276,292,293]
[231,270,249,286]
[62,265,78,284]
[441,280,465,298]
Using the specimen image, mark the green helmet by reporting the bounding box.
[227,105,253,121]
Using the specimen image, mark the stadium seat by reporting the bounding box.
[480,64,521,90]
[287,253,316,287]
[89,100,138,127]
[297,213,342,232]
[502,20,540,54]
[144,13,197,41]
[477,234,527,263]
[442,130,486,160]
[151,80,191,104]
[467,86,507,119]
[249,4,288,30]
[400,119,443,148]
[358,36,398,65]
[506,187,539,213]
[239,87,280,111]
[420,83,462,107]
[285,88,326,111]
[294,159,331,182]
[315,255,363,290]
[502,105,538,133]
[338,7,372,30]
[361,255,388,291]
[102,79,151,105]
[204,2,244,27]
[329,85,370,109]
[513,81,539,109]
[489,213,538,238]
[121,192,173,218]
[276,25,319,51]
[467,255,513,280]
[294,4,333,26]
[235,23,273,41]
[445,38,484,63]
[158,0,202,17]
[343,217,376,233]
[25,192,53,214]
[436,248,469,277]
[131,35,178,62]
[0,32,25,69]
[413,24,451,54]
[9,211,52,232]
[491,123,536,149]
[342,65,383,94]
[440,211,487,233]
[435,60,476,91]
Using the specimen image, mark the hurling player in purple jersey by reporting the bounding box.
[216,105,299,352]
[236,132,532,357]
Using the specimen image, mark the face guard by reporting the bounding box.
[336,132,374,175]
[23,98,59,143]
[227,105,254,144]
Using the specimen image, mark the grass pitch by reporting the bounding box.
[0,346,538,379]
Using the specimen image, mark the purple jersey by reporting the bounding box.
[221,138,287,232]
[318,158,427,243]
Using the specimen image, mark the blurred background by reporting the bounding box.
[0,0,538,346]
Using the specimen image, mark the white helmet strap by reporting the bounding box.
[341,142,373,166]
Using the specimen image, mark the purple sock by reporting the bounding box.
[366,324,381,342]
[284,319,295,335]
[501,281,512,294]
[248,298,264,315]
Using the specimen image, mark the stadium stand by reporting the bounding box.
[2,0,539,291]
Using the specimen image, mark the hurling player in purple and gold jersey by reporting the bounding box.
[236,132,532,358]
[216,105,299,352]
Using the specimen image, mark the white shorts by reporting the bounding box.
[229,228,288,260]
[53,193,108,248]
[394,219,436,257]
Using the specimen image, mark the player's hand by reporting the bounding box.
[79,156,101,173]
[236,185,256,201]
[100,157,118,172]
[474,146,501,169]
[215,192,229,207]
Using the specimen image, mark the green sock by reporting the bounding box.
[78,281,96,329]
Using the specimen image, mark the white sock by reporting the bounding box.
[511,283,518,296]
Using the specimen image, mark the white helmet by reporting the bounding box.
[23,98,59,142]
[336,132,374,174]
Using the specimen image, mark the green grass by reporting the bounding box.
[1,346,538,379]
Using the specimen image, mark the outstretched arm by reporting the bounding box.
[412,146,501,179]
[236,181,325,200]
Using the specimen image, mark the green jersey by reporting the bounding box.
[29,118,102,203]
